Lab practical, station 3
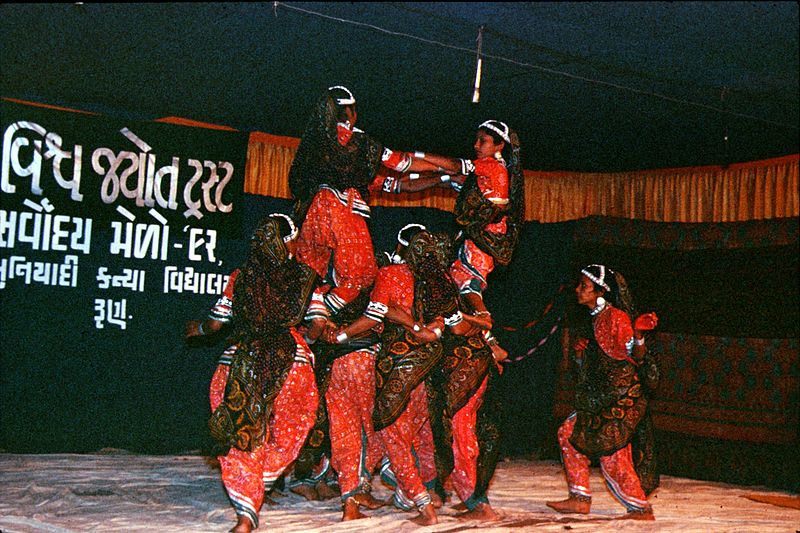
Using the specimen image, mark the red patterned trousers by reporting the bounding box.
[556,413,650,512]
[209,361,318,527]
[379,383,436,508]
[326,350,385,500]
[450,375,489,509]
[450,240,494,295]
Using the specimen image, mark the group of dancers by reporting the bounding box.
[185,85,659,531]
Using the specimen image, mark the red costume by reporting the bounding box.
[296,185,378,312]
[556,304,651,513]
[449,155,509,295]
[294,118,424,503]
[367,264,437,509]
[290,88,428,503]
[206,271,319,529]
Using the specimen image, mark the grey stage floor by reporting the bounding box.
[0,453,798,532]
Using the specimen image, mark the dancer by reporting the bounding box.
[289,85,441,320]
[325,224,446,525]
[547,264,659,521]
[288,85,433,521]
[188,214,320,533]
[372,229,502,521]
[371,120,526,363]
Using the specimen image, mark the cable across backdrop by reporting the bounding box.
[0,98,797,492]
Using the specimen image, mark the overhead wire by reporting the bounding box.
[273,2,798,130]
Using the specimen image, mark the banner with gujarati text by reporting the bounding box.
[1,99,247,331]
[0,100,250,452]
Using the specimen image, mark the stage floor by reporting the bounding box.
[0,453,798,532]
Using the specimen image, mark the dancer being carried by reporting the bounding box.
[370,120,526,366]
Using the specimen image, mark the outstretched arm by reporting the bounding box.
[390,172,466,193]
[376,148,468,194]
[322,314,383,344]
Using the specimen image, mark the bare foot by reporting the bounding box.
[618,508,655,521]
[452,502,467,511]
[290,483,319,501]
[409,503,438,525]
[455,502,500,521]
[229,516,253,533]
[342,497,367,521]
[546,497,590,515]
[315,481,339,500]
[430,492,444,509]
[353,492,386,509]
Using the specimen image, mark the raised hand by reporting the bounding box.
[634,312,659,331]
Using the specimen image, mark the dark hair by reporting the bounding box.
[580,264,637,317]
[328,86,356,122]
[477,123,513,163]
[268,214,294,241]
[395,224,427,260]
[581,264,613,294]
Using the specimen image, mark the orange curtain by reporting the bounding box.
[523,155,799,222]
[244,131,798,223]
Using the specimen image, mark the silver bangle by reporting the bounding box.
[197,321,205,335]
[634,336,645,346]
[414,151,426,158]
[336,331,349,344]
[412,323,421,332]
[432,327,442,339]
[440,174,451,182]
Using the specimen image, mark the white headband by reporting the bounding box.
[581,264,611,291]
[328,85,355,106]
[479,120,511,144]
[269,213,299,243]
[397,223,427,247]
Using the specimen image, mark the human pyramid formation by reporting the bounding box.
[185,85,659,532]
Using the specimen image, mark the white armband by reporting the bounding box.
[444,311,463,327]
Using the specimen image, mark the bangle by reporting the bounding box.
[412,323,421,332]
[414,151,426,158]
[336,331,349,344]
[440,174,451,182]
[409,172,420,180]
[474,311,491,317]
[197,321,205,335]
[634,336,645,346]
[432,326,442,339]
